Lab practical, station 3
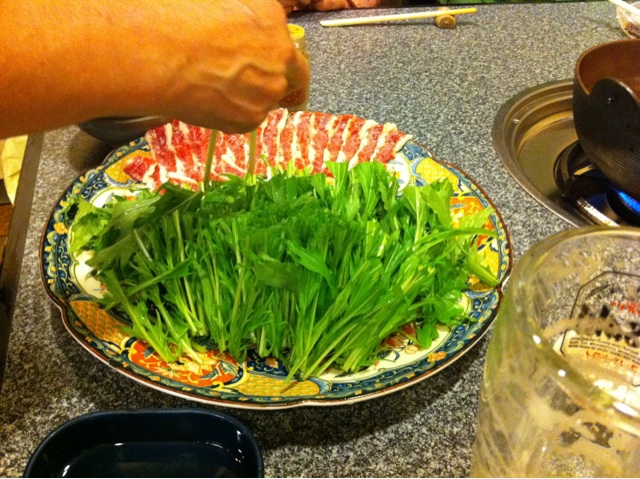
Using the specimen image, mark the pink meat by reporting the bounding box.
[187,125,210,165]
[294,112,313,171]
[279,114,298,169]
[310,112,338,174]
[124,109,411,191]
[339,117,367,164]
[251,123,267,176]
[355,125,384,165]
[146,123,177,173]
[260,109,288,168]
[123,155,156,183]
[324,114,355,164]
[373,130,411,164]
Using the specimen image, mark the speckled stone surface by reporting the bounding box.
[0,3,625,477]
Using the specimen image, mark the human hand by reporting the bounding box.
[308,0,351,10]
[146,0,310,133]
[278,0,309,13]
[0,0,309,138]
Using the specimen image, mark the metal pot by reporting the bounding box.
[573,39,640,199]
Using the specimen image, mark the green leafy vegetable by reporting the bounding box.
[68,161,498,380]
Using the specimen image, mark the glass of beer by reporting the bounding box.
[472,227,640,477]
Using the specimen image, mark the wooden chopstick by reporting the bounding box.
[608,0,640,17]
[319,7,477,27]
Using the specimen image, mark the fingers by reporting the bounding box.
[309,0,351,10]
[284,49,311,97]
[176,98,271,135]
[185,27,308,134]
[207,47,308,131]
[275,0,299,13]
[157,0,311,135]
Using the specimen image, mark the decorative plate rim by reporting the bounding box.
[39,139,513,410]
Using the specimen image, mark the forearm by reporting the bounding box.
[0,1,168,138]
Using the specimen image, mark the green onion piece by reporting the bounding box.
[202,129,219,192]
[247,129,257,176]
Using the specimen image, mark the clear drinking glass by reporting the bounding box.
[472,227,640,477]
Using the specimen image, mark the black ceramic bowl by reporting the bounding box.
[78,116,170,145]
[23,409,264,478]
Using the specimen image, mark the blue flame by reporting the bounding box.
[618,191,640,215]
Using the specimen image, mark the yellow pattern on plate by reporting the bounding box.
[71,300,128,345]
[233,373,320,397]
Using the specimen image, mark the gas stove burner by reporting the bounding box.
[492,79,638,228]
[554,141,607,200]
[554,142,640,226]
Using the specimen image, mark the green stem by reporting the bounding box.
[202,129,219,192]
[247,129,257,178]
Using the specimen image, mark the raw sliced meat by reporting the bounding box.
[260,109,289,168]
[309,112,338,174]
[352,124,385,168]
[372,128,412,164]
[279,112,302,170]
[122,109,411,191]
[338,118,377,165]
[323,114,355,164]
[123,155,156,182]
[293,111,313,171]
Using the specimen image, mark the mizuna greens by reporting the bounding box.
[68,161,498,380]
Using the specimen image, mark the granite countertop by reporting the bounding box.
[0,3,624,477]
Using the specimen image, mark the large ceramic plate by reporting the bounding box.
[41,138,512,409]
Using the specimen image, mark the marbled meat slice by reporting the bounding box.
[251,120,268,176]
[146,122,178,174]
[124,122,198,190]
[187,123,210,165]
[213,132,248,178]
[259,109,289,168]
[323,114,355,164]
[124,156,170,191]
[123,155,159,187]
[338,118,377,165]
[372,127,412,164]
[279,111,302,170]
[227,133,250,173]
[123,109,412,190]
[279,111,317,172]
[308,112,338,174]
[166,120,204,185]
[293,111,313,171]
[351,124,385,168]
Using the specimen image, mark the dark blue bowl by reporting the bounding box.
[78,116,169,145]
[23,409,264,478]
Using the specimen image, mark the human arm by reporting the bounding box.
[0,0,309,138]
